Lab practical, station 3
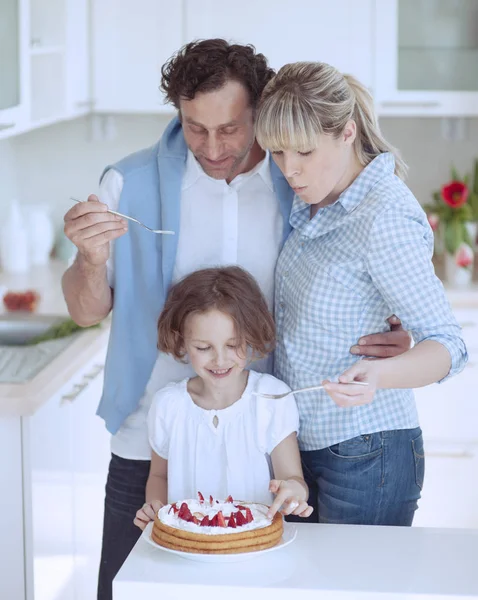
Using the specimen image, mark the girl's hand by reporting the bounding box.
[267,479,313,519]
[323,360,380,407]
[133,499,164,530]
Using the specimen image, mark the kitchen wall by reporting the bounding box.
[1,115,477,235]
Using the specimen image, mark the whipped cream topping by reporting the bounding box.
[158,499,273,535]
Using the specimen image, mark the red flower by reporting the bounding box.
[441,181,469,208]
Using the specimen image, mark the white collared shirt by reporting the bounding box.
[101,149,283,459]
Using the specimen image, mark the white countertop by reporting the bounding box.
[114,523,478,599]
[0,260,110,416]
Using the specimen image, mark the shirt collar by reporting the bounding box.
[337,152,396,213]
[181,149,273,191]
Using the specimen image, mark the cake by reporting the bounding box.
[152,492,283,554]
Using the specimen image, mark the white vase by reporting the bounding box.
[445,246,474,288]
[0,200,30,273]
[465,222,478,250]
[24,204,55,265]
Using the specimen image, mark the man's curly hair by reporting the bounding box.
[160,38,275,110]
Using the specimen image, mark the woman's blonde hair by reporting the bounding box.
[255,62,407,180]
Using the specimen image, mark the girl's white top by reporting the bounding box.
[148,371,299,506]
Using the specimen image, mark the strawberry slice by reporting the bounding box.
[197,491,205,503]
[200,515,210,527]
[236,505,246,510]
[228,513,237,528]
[235,510,247,526]
[168,503,177,515]
[216,511,227,527]
[191,516,200,525]
[244,507,254,523]
[209,495,214,506]
[178,502,193,522]
[225,495,234,503]
[210,514,218,527]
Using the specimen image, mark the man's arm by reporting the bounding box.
[62,194,127,326]
[350,315,412,359]
[62,255,113,326]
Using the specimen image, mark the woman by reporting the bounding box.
[255,62,467,526]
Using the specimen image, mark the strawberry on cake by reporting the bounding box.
[152,492,283,554]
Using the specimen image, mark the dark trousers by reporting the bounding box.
[97,454,151,600]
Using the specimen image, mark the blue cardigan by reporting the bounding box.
[96,117,294,433]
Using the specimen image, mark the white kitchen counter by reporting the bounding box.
[114,523,478,600]
[0,260,110,416]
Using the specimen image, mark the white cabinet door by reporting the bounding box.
[69,359,110,600]
[415,308,478,444]
[185,0,374,88]
[23,393,75,600]
[65,0,92,118]
[0,0,30,139]
[414,442,478,529]
[92,0,183,113]
[0,418,26,600]
[374,0,478,116]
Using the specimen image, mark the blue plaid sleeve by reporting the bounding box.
[366,205,468,381]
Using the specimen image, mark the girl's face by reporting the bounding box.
[183,309,248,385]
[270,121,360,208]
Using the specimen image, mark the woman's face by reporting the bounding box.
[270,121,360,207]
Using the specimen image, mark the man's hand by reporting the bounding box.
[350,315,412,359]
[64,195,127,266]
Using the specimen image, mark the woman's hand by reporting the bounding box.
[323,360,380,407]
[133,499,164,530]
[267,479,313,519]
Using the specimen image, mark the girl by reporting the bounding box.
[254,62,468,526]
[134,266,312,530]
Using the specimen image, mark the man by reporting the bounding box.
[62,39,410,600]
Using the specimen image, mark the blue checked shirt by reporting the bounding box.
[274,153,468,451]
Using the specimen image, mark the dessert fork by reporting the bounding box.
[70,197,175,235]
[253,381,369,400]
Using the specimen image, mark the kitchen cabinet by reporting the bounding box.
[21,346,110,600]
[413,441,478,529]
[0,0,29,136]
[413,305,478,528]
[0,0,91,140]
[0,417,26,600]
[374,0,478,116]
[185,0,374,89]
[91,0,183,113]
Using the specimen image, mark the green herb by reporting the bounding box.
[26,318,100,345]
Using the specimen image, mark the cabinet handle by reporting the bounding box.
[379,101,441,109]
[0,123,15,131]
[83,363,104,380]
[75,99,96,108]
[60,382,89,404]
[427,450,474,459]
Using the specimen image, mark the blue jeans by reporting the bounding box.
[97,454,151,600]
[296,427,424,526]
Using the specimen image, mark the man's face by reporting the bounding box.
[180,80,256,182]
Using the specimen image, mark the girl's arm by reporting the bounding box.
[133,451,168,530]
[146,450,168,504]
[268,432,313,518]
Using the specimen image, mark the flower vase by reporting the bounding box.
[445,244,474,288]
